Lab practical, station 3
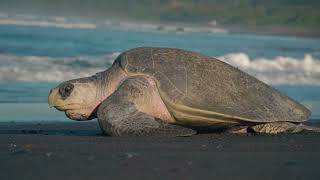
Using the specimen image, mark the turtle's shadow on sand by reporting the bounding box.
[2,129,103,136]
[0,120,319,137]
[0,121,103,136]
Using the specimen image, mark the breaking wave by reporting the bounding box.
[0,53,119,82]
[218,53,320,85]
[106,21,228,33]
[0,13,227,33]
[0,13,97,29]
[0,52,319,85]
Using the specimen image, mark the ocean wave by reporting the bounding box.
[0,53,119,82]
[0,13,228,33]
[0,52,319,85]
[0,13,96,29]
[218,53,320,85]
[106,21,228,33]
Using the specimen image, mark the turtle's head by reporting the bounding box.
[48,75,102,121]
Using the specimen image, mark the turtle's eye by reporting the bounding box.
[59,83,74,99]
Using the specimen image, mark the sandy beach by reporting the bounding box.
[0,121,319,180]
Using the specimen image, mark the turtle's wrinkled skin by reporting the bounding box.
[48,47,319,136]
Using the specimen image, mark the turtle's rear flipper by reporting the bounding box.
[97,76,196,137]
[294,124,320,134]
[250,122,320,135]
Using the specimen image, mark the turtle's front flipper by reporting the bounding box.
[97,76,196,137]
[251,122,320,135]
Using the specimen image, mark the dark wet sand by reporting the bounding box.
[1,121,319,180]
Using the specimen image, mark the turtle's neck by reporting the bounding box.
[95,63,128,103]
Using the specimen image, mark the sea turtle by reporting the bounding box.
[48,47,320,136]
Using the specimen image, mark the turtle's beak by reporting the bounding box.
[48,88,59,108]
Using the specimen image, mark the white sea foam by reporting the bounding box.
[104,21,228,33]
[0,52,319,85]
[0,13,228,33]
[0,13,97,29]
[0,53,119,82]
[218,53,320,85]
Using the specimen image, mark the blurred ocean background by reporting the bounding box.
[0,3,319,122]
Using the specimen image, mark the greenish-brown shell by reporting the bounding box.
[114,47,311,126]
